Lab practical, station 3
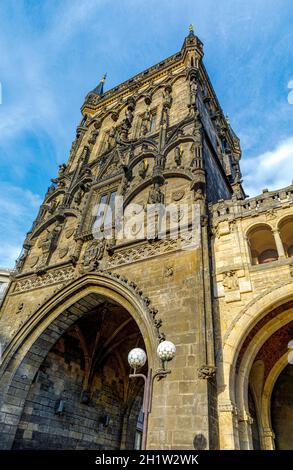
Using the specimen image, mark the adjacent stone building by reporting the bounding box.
[0,268,11,305]
[0,27,292,450]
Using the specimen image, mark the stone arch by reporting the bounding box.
[235,308,292,449]
[245,223,278,265]
[217,282,293,449]
[270,363,293,449]
[277,214,293,257]
[163,136,195,156]
[0,271,161,449]
[260,353,288,449]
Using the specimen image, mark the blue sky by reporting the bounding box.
[0,0,292,267]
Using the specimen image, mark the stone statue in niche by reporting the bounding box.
[47,198,60,215]
[36,225,62,272]
[194,188,204,201]
[163,86,172,108]
[141,109,151,135]
[138,159,149,179]
[190,76,198,106]
[148,183,164,204]
[107,127,116,150]
[40,226,60,254]
[222,271,239,290]
[125,107,134,124]
[74,188,83,205]
[88,129,99,146]
[174,147,183,167]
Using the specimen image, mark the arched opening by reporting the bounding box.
[12,299,146,450]
[234,300,293,449]
[219,285,293,450]
[278,217,293,258]
[271,365,293,450]
[0,273,160,450]
[247,224,278,265]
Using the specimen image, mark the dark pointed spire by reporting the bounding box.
[182,23,203,56]
[93,74,107,95]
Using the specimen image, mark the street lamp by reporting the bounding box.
[128,340,176,450]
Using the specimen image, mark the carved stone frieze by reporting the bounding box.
[12,266,75,294]
[107,238,180,268]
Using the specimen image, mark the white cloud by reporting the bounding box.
[0,242,22,269]
[242,136,293,197]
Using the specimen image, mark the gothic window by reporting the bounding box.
[247,224,279,265]
[278,216,293,257]
[92,191,117,237]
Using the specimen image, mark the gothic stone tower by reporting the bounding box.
[0,27,292,450]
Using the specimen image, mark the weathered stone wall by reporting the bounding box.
[12,332,127,450]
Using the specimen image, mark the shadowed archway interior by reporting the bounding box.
[12,299,146,450]
[271,365,293,450]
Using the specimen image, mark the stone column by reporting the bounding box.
[238,410,254,449]
[272,229,286,258]
[261,427,276,450]
[218,400,240,449]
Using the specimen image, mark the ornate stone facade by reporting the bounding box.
[0,28,292,450]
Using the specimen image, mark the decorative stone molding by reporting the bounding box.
[198,365,216,379]
[262,428,275,439]
[11,266,75,295]
[107,238,180,268]
[238,410,254,425]
[209,183,293,226]
[218,400,238,416]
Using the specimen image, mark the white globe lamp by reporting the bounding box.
[128,348,147,371]
[157,340,176,365]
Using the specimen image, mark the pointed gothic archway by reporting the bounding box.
[0,272,162,449]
